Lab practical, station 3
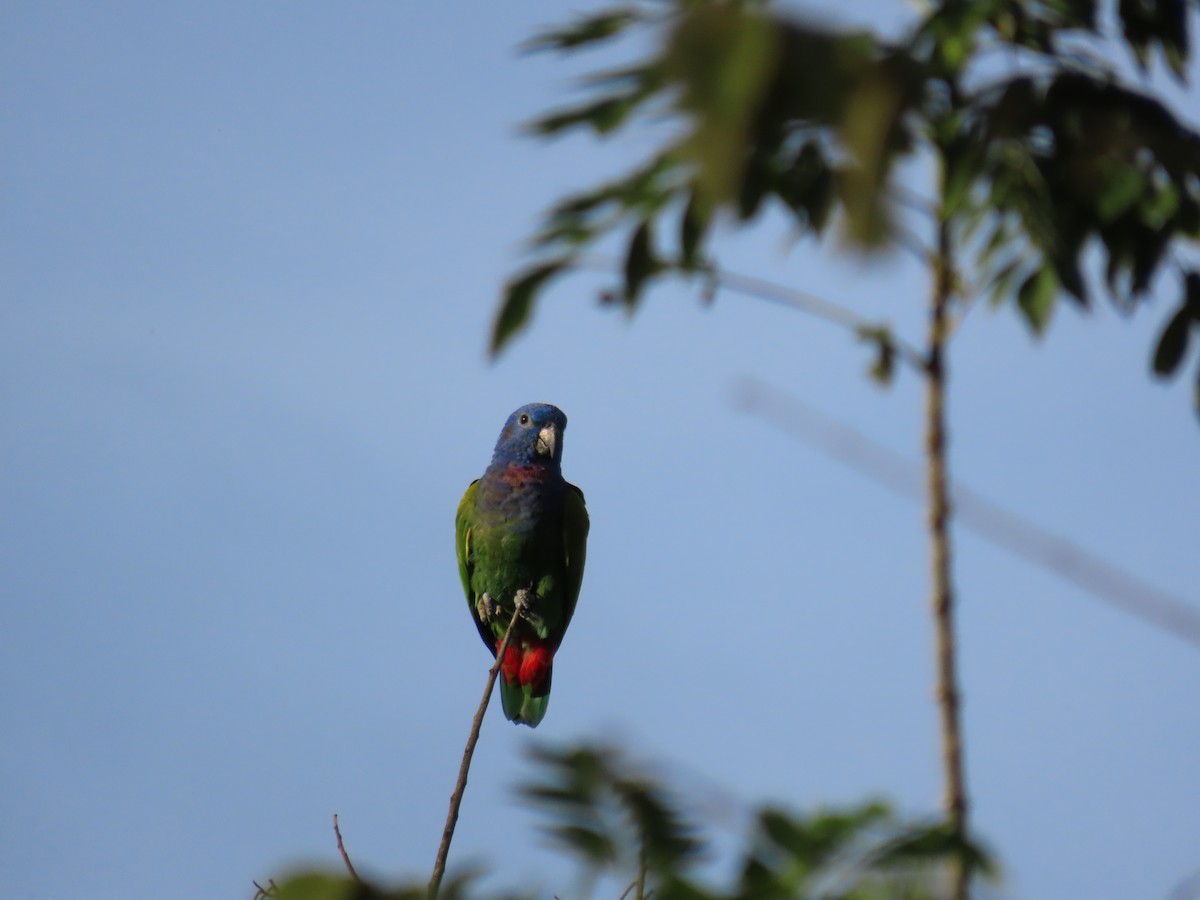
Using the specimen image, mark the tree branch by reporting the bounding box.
[333,814,361,884]
[704,266,928,373]
[429,605,523,899]
[576,254,929,375]
[732,377,1200,648]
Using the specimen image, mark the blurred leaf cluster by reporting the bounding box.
[256,870,492,900]
[519,742,702,879]
[262,742,996,900]
[520,743,996,900]
[494,0,1200,418]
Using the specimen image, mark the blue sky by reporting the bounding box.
[2,3,1198,899]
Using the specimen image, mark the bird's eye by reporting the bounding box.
[519,413,530,425]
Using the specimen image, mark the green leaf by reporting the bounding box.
[736,151,770,220]
[679,189,711,270]
[988,258,1024,308]
[858,326,897,386]
[1195,365,1200,422]
[758,801,891,867]
[777,141,835,233]
[1130,227,1169,294]
[521,742,704,881]
[273,874,357,900]
[1051,244,1088,306]
[1017,266,1058,336]
[874,821,999,879]
[523,8,644,53]
[528,65,665,138]
[668,7,783,206]
[1164,39,1187,82]
[1159,0,1189,82]
[1140,182,1180,227]
[979,218,1014,269]
[1185,271,1200,317]
[761,808,805,846]
[1153,306,1192,377]
[492,260,571,355]
[613,777,703,869]
[527,94,645,137]
[624,219,661,308]
[547,824,619,864]
[1096,166,1146,222]
[870,341,896,386]
[942,148,976,221]
[839,53,923,246]
[271,872,423,900]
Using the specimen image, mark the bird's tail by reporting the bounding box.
[497,641,553,727]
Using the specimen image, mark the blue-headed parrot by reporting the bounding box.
[455,403,589,726]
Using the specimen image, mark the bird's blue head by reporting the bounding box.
[490,403,569,470]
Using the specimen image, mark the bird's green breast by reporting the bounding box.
[469,470,569,640]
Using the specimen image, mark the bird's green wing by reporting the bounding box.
[455,480,479,604]
[456,479,496,653]
[557,482,589,645]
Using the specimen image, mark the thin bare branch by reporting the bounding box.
[333,814,362,884]
[429,605,523,899]
[732,377,1200,648]
[576,253,930,374]
[892,224,936,267]
[708,267,926,367]
[888,181,938,219]
[634,844,648,900]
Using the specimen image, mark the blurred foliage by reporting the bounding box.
[254,870,491,900]
[519,742,996,900]
[518,742,703,882]
[260,742,996,900]
[494,0,1200,418]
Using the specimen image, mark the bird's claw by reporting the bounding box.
[513,587,548,633]
[513,588,533,615]
[476,592,499,623]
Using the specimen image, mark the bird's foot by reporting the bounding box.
[512,588,547,633]
[513,588,533,616]
[476,592,499,623]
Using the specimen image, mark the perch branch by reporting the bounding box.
[333,813,361,883]
[429,605,523,898]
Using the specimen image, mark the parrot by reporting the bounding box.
[455,403,589,727]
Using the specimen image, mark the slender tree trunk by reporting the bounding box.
[927,211,970,900]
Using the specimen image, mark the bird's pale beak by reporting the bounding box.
[536,425,558,460]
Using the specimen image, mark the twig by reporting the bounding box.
[889,184,938,219]
[707,266,928,372]
[333,813,362,883]
[429,605,523,899]
[892,222,937,266]
[251,878,278,899]
[576,254,929,375]
[733,377,1200,648]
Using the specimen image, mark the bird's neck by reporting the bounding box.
[485,460,560,487]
